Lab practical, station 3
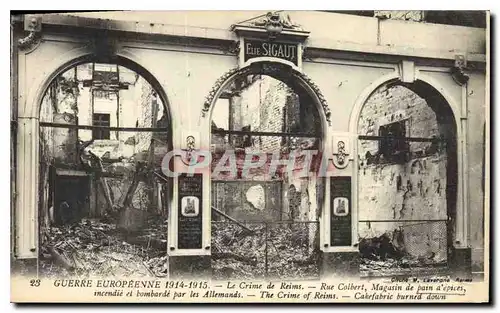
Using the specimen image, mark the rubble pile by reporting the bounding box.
[144,255,169,278]
[359,233,447,277]
[212,223,265,280]
[135,215,168,250]
[359,233,406,261]
[40,218,169,278]
[211,222,320,280]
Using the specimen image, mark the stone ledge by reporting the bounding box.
[15,13,486,64]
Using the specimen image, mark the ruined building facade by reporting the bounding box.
[38,63,170,234]
[11,11,488,279]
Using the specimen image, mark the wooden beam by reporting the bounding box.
[211,206,254,233]
[212,129,320,138]
[40,122,170,133]
[55,169,90,176]
[358,135,444,143]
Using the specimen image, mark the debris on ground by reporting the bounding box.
[359,232,448,277]
[39,217,169,278]
[359,233,406,261]
[360,258,448,277]
[144,254,169,277]
[211,222,320,280]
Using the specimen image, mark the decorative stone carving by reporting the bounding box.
[181,135,196,165]
[336,141,348,165]
[231,11,309,41]
[251,11,303,35]
[202,67,245,118]
[18,16,42,52]
[18,32,42,52]
[202,62,332,126]
[451,54,469,86]
[302,46,314,61]
[332,135,350,169]
[374,10,425,22]
[219,41,240,55]
[227,41,240,55]
[180,131,202,165]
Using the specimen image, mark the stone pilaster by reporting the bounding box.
[15,117,39,258]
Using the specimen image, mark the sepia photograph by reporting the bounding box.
[9,9,490,303]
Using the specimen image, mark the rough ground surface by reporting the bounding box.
[359,233,448,277]
[38,217,169,278]
[21,219,449,279]
[211,222,320,280]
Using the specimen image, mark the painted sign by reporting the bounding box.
[244,39,298,66]
[330,177,352,246]
[177,173,203,249]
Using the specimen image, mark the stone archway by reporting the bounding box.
[201,61,331,280]
[202,62,331,132]
[14,52,174,259]
[354,78,460,277]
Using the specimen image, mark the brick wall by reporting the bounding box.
[357,85,449,263]
[212,181,282,222]
[211,74,322,223]
[133,78,155,154]
[237,75,302,152]
[256,77,288,152]
[38,64,169,222]
[212,74,319,154]
[39,67,79,166]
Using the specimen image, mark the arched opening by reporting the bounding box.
[209,62,326,280]
[37,60,172,278]
[356,80,457,277]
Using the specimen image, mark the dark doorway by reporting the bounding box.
[54,175,90,225]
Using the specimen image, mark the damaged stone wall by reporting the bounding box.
[63,65,167,163]
[283,176,320,222]
[212,181,282,222]
[214,75,303,153]
[237,75,303,152]
[211,74,322,225]
[357,85,448,264]
[39,63,170,229]
[39,86,55,234]
[132,79,156,154]
[40,67,80,167]
[39,67,80,233]
[212,74,320,153]
[250,77,287,152]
